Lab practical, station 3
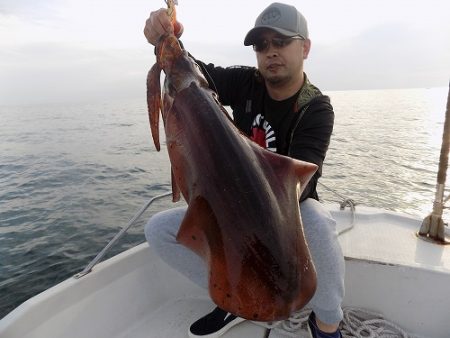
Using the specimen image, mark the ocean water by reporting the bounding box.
[0,87,448,319]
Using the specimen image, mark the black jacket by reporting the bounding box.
[195,61,334,202]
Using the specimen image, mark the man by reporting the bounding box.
[143,3,344,338]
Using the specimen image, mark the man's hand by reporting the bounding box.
[144,8,184,45]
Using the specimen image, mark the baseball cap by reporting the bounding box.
[244,2,309,46]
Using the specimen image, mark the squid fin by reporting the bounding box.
[176,196,219,260]
[255,145,318,196]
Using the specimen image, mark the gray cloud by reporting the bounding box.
[0,42,154,105]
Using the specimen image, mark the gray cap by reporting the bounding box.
[244,2,308,46]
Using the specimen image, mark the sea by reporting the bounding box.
[0,87,448,319]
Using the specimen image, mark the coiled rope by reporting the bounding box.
[256,307,411,338]
[341,308,410,338]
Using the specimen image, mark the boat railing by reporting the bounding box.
[74,191,173,279]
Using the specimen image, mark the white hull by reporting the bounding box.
[1,204,449,338]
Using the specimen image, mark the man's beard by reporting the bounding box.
[264,73,291,87]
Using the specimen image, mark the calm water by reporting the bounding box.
[0,87,448,318]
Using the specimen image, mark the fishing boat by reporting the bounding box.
[0,185,449,338]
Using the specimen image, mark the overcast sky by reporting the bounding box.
[0,0,449,105]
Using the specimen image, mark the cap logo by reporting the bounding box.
[261,8,281,25]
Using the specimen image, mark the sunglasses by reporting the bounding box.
[253,36,305,53]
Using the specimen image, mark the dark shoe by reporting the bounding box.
[307,312,341,338]
[189,306,246,338]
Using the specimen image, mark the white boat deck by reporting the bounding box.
[1,204,449,338]
[334,204,450,273]
[333,204,450,338]
[120,297,269,338]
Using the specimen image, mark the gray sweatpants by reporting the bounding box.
[144,198,345,324]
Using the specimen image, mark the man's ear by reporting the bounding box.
[303,39,311,59]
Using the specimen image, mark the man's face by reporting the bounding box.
[254,29,310,87]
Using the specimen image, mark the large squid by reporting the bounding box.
[146,1,318,321]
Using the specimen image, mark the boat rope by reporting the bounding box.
[318,181,356,235]
[255,307,410,338]
[341,308,410,338]
[74,191,172,279]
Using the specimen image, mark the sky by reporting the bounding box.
[0,0,449,105]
